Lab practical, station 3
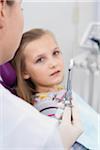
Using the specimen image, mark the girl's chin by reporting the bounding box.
[50,76,63,84]
[48,80,63,88]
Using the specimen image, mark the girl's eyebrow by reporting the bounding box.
[34,53,46,60]
[53,46,60,50]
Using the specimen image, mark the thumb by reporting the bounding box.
[61,106,71,125]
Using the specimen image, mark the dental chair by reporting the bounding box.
[0,62,16,94]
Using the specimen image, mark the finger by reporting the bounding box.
[71,100,81,124]
[61,106,71,124]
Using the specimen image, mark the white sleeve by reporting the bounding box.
[0,85,64,150]
[44,127,64,150]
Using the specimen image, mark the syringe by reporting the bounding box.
[55,59,74,121]
[64,59,74,122]
[65,59,73,101]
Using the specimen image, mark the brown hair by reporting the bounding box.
[11,28,56,105]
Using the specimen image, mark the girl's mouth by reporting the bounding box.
[50,70,60,76]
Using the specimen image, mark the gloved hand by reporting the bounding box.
[59,100,84,150]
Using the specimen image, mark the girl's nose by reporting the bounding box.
[49,58,58,69]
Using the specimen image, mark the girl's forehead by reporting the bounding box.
[23,35,57,55]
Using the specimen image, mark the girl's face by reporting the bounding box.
[23,34,64,92]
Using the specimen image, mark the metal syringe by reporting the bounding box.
[55,59,74,121]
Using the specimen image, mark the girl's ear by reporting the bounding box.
[23,72,30,80]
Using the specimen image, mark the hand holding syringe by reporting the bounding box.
[55,59,74,121]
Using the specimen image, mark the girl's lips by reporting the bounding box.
[50,70,60,76]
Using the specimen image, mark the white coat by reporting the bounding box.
[0,84,64,150]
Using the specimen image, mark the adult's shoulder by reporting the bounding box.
[0,84,62,149]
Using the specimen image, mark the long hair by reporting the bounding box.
[11,28,56,105]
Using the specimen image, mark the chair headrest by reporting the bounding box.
[0,62,16,87]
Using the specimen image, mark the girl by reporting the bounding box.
[11,28,98,150]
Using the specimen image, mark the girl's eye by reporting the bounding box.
[35,57,45,63]
[53,50,61,56]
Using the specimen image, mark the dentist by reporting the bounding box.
[0,1,83,149]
